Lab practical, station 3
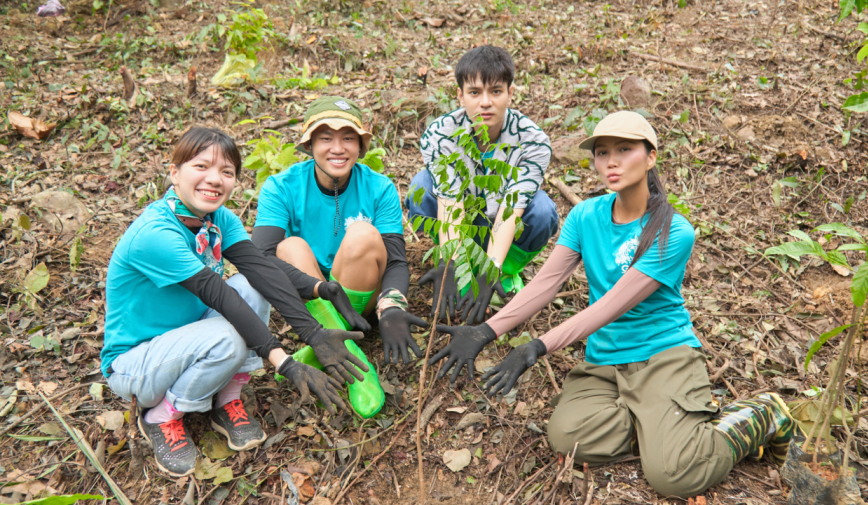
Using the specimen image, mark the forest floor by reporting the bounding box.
[0,0,867,503]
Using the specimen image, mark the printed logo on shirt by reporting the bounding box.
[615,235,639,273]
[345,212,373,229]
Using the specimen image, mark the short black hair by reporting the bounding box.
[455,45,515,90]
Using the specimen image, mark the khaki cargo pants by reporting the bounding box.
[547,345,734,498]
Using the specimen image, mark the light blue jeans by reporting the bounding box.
[106,274,268,413]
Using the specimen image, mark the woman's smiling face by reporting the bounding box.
[593,136,656,193]
[169,144,236,217]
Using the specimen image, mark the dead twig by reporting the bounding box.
[708,359,731,384]
[128,395,144,477]
[804,22,846,42]
[630,51,707,72]
[546,177,582,207]
[186,66,197,98]
[334,412,413,505]
[418,395,443,435]
[417,260,451,501]
[582,462,593,505]
[263,117,302,129]
[0,382,97,437]
[502,459,555,504]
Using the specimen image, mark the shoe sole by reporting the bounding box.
[211,419,267,452]
[137,415,196,478]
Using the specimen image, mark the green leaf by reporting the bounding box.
[844,195,855,213]
[19,494,105,505]
[8,434,65,442]
[805,324,853,369]
[213,467,234,485]
[195,457,223,480]
[508,332,532,348]
[563,106,584,129]
[69,236,83,273]
[852,261,868,306]
[840,0,856,21]
[842,91,868,113]
[199,431,237,460]
[779,177,800,188]
[30,334,45,349]
[274,143,299,169]
[813,223,865,242]
[23,262,50,293]
[772,181,781,207]
[837,243,868,252]
[764,241,821,261]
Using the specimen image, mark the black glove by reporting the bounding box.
[459,272,507,324]
[427,323,497,385]
[418,263,459,320]
[378,307,427,364]
[304,328,369,384]
[278,357,347,415]
[318,281,372,332]
[481,339,547,398]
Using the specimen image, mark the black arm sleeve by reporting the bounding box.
[381,233,409,297]
[223,240,321,342]
[250,226,321,300]
[179,267,281,360]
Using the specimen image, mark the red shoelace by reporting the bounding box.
[159,419,188,452]
[223,399,250,427]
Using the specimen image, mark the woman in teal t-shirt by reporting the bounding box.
[428,112,800,498]
[103,127,367,478]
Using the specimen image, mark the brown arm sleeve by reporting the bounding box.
[538,268,662,353]
[486,245,582,336]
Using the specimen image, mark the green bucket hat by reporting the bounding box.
[298,96,373,157]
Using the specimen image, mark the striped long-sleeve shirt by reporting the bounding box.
[420,108,552,221]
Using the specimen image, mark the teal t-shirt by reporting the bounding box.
[557,193,699,365]
[101,198,250,376]
[254,159,404,277]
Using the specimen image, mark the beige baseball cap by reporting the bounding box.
[578,110,658,152]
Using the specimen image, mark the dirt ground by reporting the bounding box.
[0,0,867,503]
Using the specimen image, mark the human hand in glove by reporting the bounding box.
[379,308,428,364]
[481,339,547,398]
[418,263,459,320]
[305,328,369,384]
[318,281,371,332]
[459,272,507,324]
[428,323,497,384]
[278,357,347,414]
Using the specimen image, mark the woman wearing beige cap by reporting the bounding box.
[430,111,800,497]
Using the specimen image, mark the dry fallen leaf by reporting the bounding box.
[421,17,445,27]
[443,448,471,472]
[297,425,316,437]
[831,264,851,277]
[8,111,57,140]
[96,410,125,431]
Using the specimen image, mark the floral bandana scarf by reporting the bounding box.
[165,186,223,261]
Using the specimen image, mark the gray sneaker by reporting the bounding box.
[210,399,266,451]
[137,414,198,477]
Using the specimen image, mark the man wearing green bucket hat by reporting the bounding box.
[252,96,427,373]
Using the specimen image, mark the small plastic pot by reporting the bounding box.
[780,435,864,505]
